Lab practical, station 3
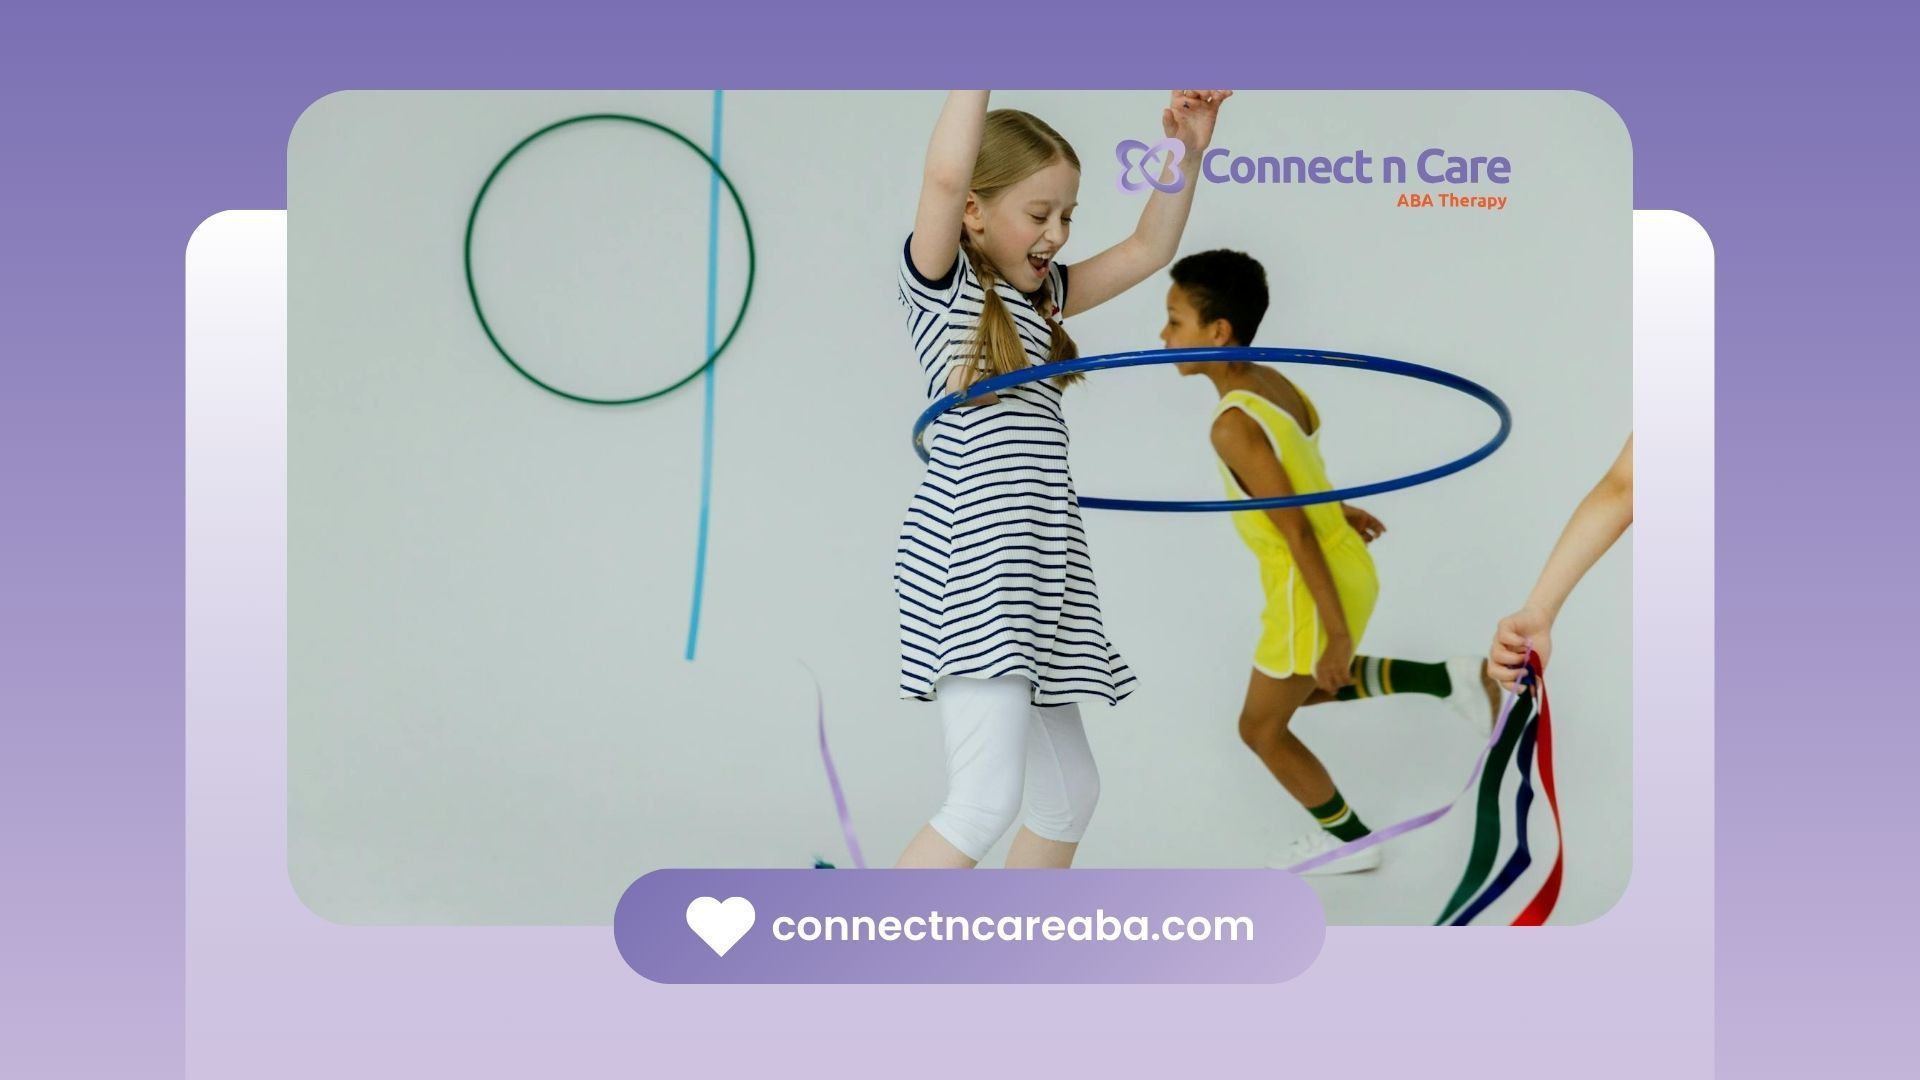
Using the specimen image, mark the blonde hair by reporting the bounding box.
[957,109,1083,392]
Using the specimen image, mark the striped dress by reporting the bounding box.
[893,235,1136,707]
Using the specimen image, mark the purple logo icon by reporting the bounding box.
[1115,138,1186,194]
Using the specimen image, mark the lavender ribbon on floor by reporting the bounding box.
[806,664,867,869]
[1285,665,1531,876]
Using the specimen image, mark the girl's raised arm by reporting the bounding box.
[909,91,989,283]
[1063,90,1232,318]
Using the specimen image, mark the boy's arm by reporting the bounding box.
[1213,410,1354,691]
[910,91,988,284]
[1063,91,1231,318]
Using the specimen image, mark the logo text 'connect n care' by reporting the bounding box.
[1113,141,1514,196]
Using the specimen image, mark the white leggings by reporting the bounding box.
[926,674,1101,862]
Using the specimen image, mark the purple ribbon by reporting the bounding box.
[807,664,867,869]
[1284,666,1530,875]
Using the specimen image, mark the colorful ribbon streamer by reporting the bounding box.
[1446,708,1540,925]
[1431,689,1533,920]
[1432,649,1565,926]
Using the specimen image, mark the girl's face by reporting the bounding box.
[964,159,1079,294]
[1160,284,1233,373]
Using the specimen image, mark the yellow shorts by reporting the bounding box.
[1252,533,1379,678]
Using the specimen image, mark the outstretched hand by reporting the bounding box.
[1487,604,1553,694]
[1162,90,1233,156]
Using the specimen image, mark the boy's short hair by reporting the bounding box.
[1169,249,1270,346]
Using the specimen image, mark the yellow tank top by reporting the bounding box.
[1214,387,1361,559]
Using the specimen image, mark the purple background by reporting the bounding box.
[2,1,1908,1075]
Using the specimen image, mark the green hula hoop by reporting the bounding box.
[463,112,756,406]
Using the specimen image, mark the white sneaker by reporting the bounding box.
[1271,830,1382,876]
[1444,656,1500,736]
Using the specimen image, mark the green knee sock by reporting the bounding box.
[1335,655,1451,701]
[1307,789,1371,841]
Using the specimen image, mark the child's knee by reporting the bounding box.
[1067,762,1102,833]
[1238,708,1276,749]
[1026,764,1099,844]
[930,786,1024,861]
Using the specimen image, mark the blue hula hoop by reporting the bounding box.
[910,346,1511,513]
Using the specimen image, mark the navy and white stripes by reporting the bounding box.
[893,236,1136,706]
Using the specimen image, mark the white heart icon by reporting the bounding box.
[685,896,755,957]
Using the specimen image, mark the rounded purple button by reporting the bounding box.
[615,869,1324,984]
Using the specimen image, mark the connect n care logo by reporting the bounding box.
[1115,137,1186,194]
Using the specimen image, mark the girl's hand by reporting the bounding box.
[1315,632,1355,695]
[1487,604,1553,694]
[1162,90,1233,157]
[1342,504,1386,544]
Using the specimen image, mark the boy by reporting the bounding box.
[1160,250,1499,873]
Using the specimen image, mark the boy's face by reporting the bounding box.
[1160,284,1234,373]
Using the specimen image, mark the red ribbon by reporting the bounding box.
[1511,652,1562,926]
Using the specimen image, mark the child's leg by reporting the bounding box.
[1239,669,1372,841]
[1335,656,1446,699]
[1006,702,1100,869]
[1299,656,1500,722]
[896,674,1032,869]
